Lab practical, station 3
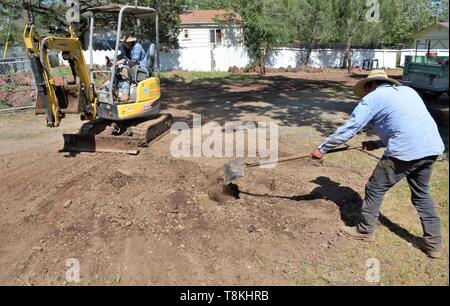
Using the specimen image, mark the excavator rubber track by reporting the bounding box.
[61,113,173,154]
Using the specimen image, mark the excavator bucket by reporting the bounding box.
[35,76,81,115]
[61,113,173,154]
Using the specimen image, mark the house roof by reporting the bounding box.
[413,22,449,38]
[180,10,243,25]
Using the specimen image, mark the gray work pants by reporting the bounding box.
[358,155,442,250]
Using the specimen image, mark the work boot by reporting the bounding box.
[339,225,375,242]
[418,238,442,259]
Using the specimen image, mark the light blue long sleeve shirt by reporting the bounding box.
[118,42,147,66]
[319,84,445,161]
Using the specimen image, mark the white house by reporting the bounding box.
[413,22,449,49]
[178,10,244,48]
[158,9,247,71]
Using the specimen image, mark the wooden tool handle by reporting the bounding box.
[246,146,362,168]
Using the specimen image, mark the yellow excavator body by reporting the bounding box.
[23,4,173,154]
[99,77,162,121]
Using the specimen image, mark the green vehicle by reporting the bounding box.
[401,55,449,99]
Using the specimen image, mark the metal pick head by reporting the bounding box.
[223,157,245,185]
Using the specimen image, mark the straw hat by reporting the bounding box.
[353,70,401,98]
[120,34,137,43]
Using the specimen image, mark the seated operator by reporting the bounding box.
[116,33,147,68]
[104,33,148,102]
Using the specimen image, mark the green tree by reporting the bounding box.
[329,0,368,69]
[3,0,447,63]
[283,0,334,66]
[137,0,186,49]
[439,0,449,21]
[186,0,230,9]
[0,5,24,53]
[232,0,288,74]
[0,0,185,49]
[1,1,66,55]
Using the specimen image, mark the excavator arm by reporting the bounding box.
[23,22,96,127]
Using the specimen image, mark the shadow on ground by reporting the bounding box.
[162,73,448,151]
[241,176,424,249]
[162,74,363,138]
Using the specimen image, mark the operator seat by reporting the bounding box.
[146,43,157,73]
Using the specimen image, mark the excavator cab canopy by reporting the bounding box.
[85,4,160,104]
[86,4,159,17]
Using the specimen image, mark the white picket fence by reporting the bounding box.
[74,47,449,72]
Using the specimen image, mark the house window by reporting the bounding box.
[216,29,222,44]
[210,29,222,45]
[183,29,189,40]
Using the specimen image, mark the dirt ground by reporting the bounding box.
[0,69,448,285]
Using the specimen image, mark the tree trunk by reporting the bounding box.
[260,45,269,75]
[347,54,352,74]
[304,17,319,67]
[259,53,265,75]
[263,45,268,75]
[342,36,352,69]
[303,46,313,66]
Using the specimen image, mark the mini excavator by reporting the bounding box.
[23,4,173,154]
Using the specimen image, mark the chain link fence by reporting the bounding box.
[0,57,36,112]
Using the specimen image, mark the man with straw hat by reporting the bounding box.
[112,32,148,101]
[117,32,147,67]
[311,70,445,258]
